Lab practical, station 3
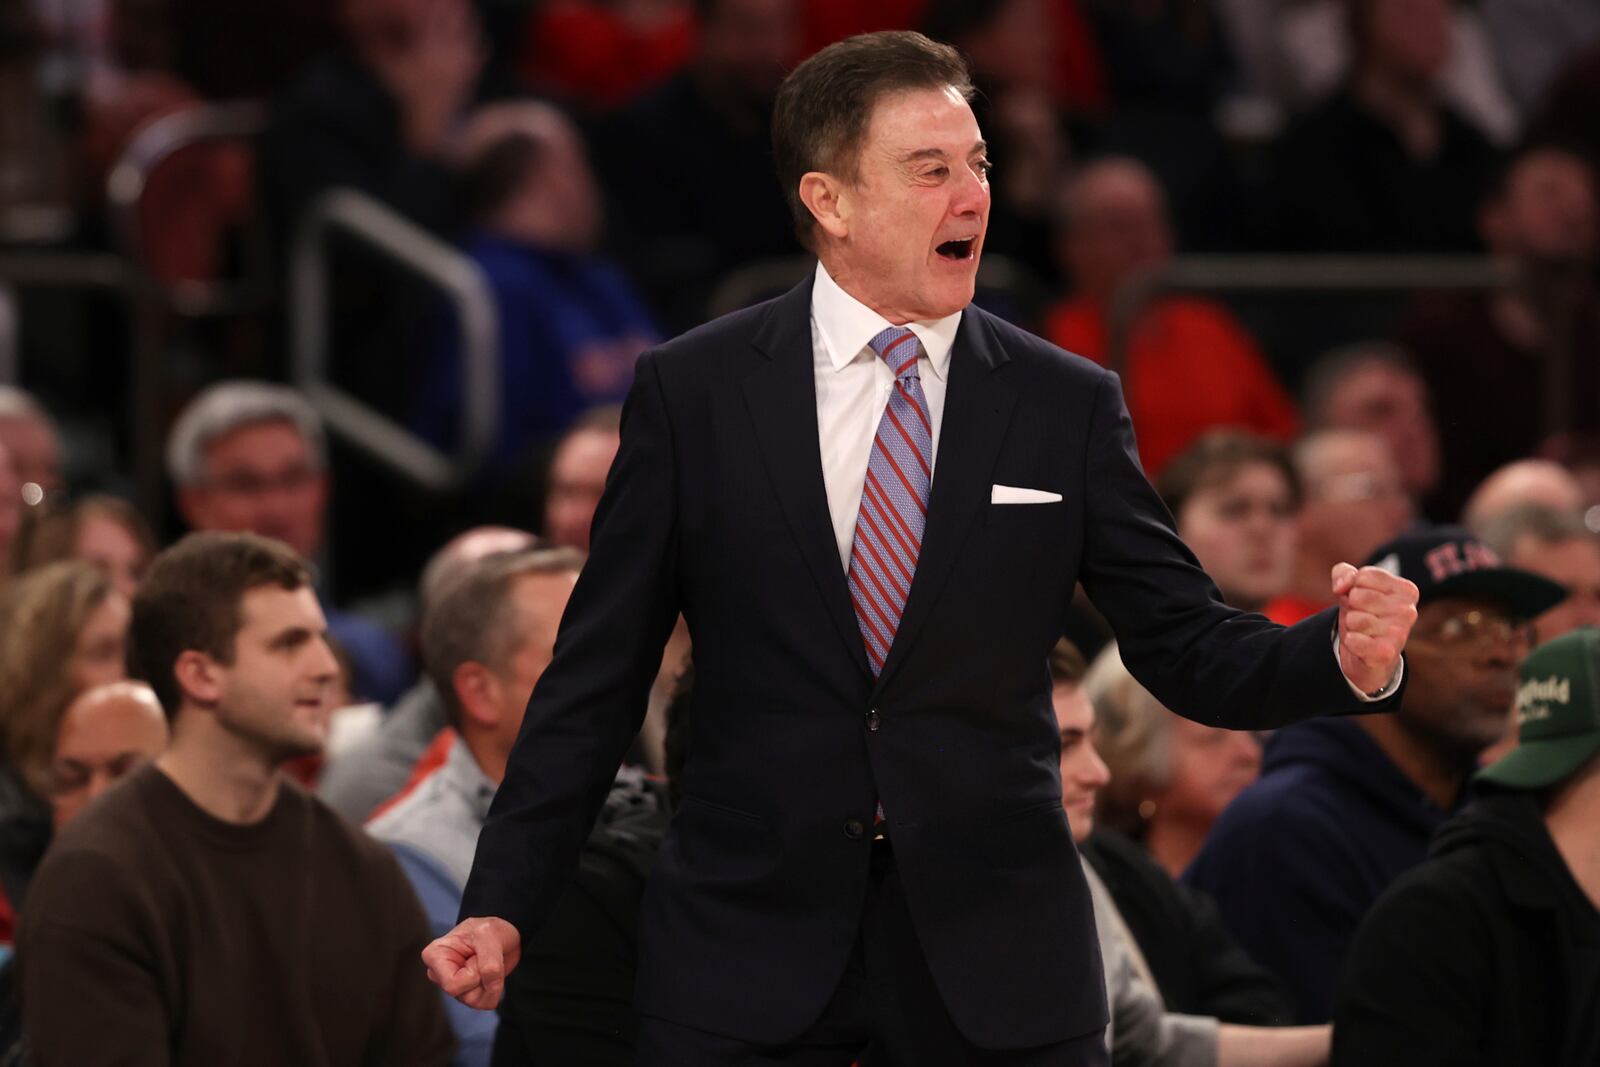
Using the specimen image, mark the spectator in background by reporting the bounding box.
[1084,643,1263,880]
[0,561,128,944]
[594,0,799,332]
[416,103,656,472]
[259,0,488,246]
[516,0,694,110]
[46,681,168,831]
[1266,431,1411,625]
[1300,343,1441,514]
[167,380,412,704]
[1482,505,1600,644]
[1051,639,1331,1064]
[542,407,621,552]
[11,494,155,599]
[1188,528,1563,1022]
[1046,157,1299,477]
[19,532,454,1066]
[1400,144,1600,518]
[1331,627,1600,1067]
[1272,0,1499,253]
[1157,431,1298,613]
[1050,640,1292,1028]
[1462,457,1586,534]
[369,547,581,1066]
[0,386,62,496]
[319,525,538,823]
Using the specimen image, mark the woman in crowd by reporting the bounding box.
[1085,644,1264,880]
[0,561,130,940]
[11,494,156,600]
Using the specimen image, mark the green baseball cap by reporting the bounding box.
[1478,628,1600,790]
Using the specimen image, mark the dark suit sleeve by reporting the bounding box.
[1077,370,1392,728]
[458,350,681,936]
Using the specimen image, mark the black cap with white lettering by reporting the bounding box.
[1363,525,1566,620]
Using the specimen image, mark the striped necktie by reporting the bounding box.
[848,325,933,676]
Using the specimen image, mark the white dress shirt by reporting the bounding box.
[811,262,961,570]
[805,262,1399,700]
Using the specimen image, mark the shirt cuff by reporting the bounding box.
[1333,631,1404,702]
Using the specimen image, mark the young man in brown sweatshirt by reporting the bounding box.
[18,531,454,1067]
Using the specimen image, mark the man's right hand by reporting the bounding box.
[421,916,522,1010]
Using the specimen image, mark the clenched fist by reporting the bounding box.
[1332,562,1419,695]
[422,916,522,1011]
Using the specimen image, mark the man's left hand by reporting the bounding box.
[1332,562,1419,695]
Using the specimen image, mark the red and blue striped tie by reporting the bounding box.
[848,326,933,676]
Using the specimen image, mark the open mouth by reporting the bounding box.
[936,237,977,261]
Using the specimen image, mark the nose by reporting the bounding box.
[311,634,341,685]
[952,162,990,219]
[85,769,116,804]
[1080,741,1112,790]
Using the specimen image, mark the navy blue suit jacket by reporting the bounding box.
[459,279,1396,1049]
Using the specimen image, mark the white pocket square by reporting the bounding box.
[991,484,1063,504]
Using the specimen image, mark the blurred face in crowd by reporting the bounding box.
[506,119,603,252]
[1053,680,1111,843]
[0,412,62,494]
[1156,717,1262,836]
[70,592,130,693]
[1481,149,1598,264]
[180,419,329,560]
[1060,160,1173,307]
[806,86,991,323]
[1465,460,1585,532]
[1297,432,1411,570]
[1401,595,1529,763]
[456,570,575,783]
[1357,0,1451,86]
[76,509,149,601]
[1319,359,1440,501]
[49,682,168,830]
[184,585,339,763]
[1176,460,1297,612]
[1505,534,1600,643]
[545,425,619,552]
[699,0,797,102]
[959,0,1058,94]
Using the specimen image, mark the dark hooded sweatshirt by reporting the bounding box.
[1184,717,1457,1022]
[1331,791,1600,1067]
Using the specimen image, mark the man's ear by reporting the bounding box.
[173,650,224,710]
[799,171,850,241]
[452,662,503,731]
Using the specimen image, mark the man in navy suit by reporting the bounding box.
[423,31,1420,1066]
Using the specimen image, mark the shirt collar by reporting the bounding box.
[441,733,498,825]
[810,262,960,382]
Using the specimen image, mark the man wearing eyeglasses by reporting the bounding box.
[1187,526,1566,1025]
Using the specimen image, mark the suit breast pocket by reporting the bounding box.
[985,499,1066,527]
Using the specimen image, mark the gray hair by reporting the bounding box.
[421,547,583,731]
[165,381,327,487]
[1300,341,1420,430]
[1083,643,1175,838]
[1480,503,1598,559]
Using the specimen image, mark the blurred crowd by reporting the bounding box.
[0,0,1596,1065]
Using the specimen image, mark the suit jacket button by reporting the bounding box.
[843,818,865,840]
[866,709,881,733]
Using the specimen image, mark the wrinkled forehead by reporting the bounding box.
[858,86,983,163]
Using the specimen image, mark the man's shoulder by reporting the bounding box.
[968,305,1111,385]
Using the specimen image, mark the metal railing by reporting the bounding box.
[1106,255,1514,377]
[289,187,500,492]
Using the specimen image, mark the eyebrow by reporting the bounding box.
[898,141,989,164]
[268,627,319,651]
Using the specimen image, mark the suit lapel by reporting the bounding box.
[742,280,873,682]
[873,308,1016,697]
